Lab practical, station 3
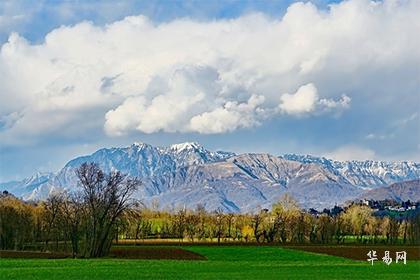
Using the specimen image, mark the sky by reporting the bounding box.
[0,0,419,182]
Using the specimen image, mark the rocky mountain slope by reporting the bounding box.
[359,179,420,202]
[1,142,419,212]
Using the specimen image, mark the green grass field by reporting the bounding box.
[1,246,419,279]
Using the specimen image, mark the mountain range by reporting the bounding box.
[1,142,419,212]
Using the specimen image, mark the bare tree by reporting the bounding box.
[226,213,235,240]
[173,208,187,243]
[43,194,63,251]
[185,211,199,242]
[61,193,84,258]
[214,209,225,244]
[195,204,208,240]
[252,212,263,243]
[76,162,140,257]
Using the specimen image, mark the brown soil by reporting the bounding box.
[109,247,206,260]
[0,250,70,259]
[285,245,420,260]
[0,247,206,260]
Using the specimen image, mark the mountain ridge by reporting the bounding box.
[1,142,419,212]
[359,179,420,202]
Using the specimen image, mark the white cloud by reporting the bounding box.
[279,83,351,115]
[189,95,266,134]
[279,83,318,114]
[0,0,419,143]
[325,145,376,161]
[105,66,269,134]
[319,94,351,111]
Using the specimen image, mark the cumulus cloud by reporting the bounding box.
[190,94,267,134]
[105,66,270,134]
[278,83,350,115]
[279,83,318,114]
[0,0,419,144]
[318,95,351,111]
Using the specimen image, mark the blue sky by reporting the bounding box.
[0,0,419,181]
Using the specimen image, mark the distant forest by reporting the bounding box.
[1,163,419,258]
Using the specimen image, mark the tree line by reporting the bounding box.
[0,163,419,258]
[117,195,419,246]
[0,163,140,257]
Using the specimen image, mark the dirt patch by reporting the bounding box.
[109,247,206,260]
[0,250,70,259]
[1,247,206,260]
[285,245,420,260]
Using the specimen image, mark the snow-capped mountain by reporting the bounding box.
[0,172,55,197]
[282,154,420,188]
[63,141,234,176]
[1,142,419,212]
[164,153,362,212]
[24,142,234,200]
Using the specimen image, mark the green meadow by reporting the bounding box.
[1,246,418,280]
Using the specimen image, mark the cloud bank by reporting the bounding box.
[0,0,419,144]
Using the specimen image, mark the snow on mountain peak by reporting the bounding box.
[282,153,420,187]
[169,142,201,152]
[131,141,151,148]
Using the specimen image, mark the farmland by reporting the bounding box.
[1,245,419,280]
